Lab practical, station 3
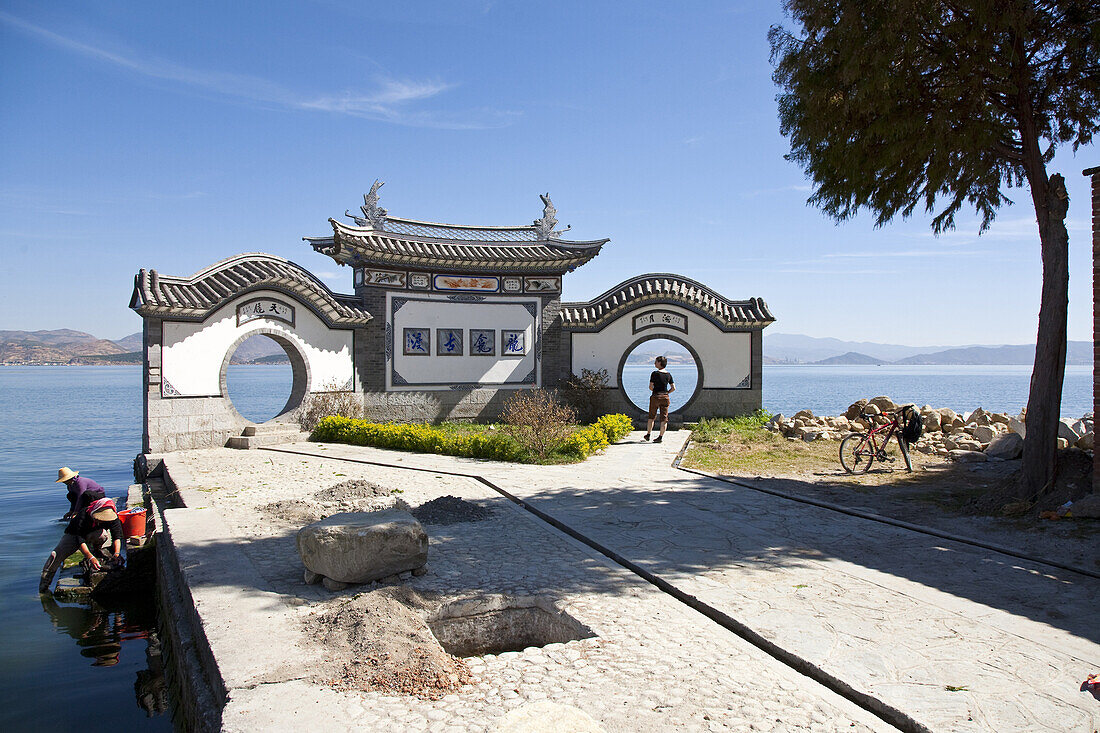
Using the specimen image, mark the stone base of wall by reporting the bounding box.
[598,388,763,424]
[146,396,264,452]
[362,388,529,423]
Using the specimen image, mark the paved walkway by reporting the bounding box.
[258,432,1100,732]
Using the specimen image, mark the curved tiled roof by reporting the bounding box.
[129,253,372,326]
[382,217,539,242]
[561,274,774,331]
[305,219,609,274]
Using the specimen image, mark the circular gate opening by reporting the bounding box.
[225,334,295,423]
[620,338,699,414]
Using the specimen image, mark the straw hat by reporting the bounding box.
[91,507,118,522]
[56,467,79,483]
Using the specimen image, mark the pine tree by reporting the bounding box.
[770,0,1100,498]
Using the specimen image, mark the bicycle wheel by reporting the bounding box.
[840,434,874,474]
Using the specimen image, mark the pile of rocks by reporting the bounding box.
[764,396,1095,462]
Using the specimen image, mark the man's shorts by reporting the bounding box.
[648,393,670,421]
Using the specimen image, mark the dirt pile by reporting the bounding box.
[314,479,393,502]
[306,588,473,699]
[411,495,494,526]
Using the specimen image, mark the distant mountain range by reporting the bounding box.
[1,328,1093,367]
[764,333,1093,366]
[0,329,284,365]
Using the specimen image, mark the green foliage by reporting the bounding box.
[692,410,771,444]
[768,1,1100,232]
[562,424,610,459]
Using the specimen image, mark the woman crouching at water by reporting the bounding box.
[644,355,675,443]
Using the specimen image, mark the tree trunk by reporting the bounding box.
[1018,173,1070,500]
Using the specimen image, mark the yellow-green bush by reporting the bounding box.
[311,412,635,463]
[310,416,521,461]
[594,413,633,443]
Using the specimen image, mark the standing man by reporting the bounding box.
[56,467,105,521]
[644,355,675,443]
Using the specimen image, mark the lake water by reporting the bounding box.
[1,362,1092,727]
[0,367,171,730]
[621,363,1093,419]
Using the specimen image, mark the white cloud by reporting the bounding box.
[0,11,513,130]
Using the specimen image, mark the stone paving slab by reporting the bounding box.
[165,449,889,732]
[265,434,1100,732]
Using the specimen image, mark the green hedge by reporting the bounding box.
[310,413,634,463]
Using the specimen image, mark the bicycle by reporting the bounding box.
[839,404,915,474]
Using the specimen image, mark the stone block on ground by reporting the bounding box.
[297,509,428,584]
[1008,417,1026,438]
[1076,433,1094,450]
[868,396,897,412]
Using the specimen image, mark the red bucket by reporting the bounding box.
[118,508,147,539]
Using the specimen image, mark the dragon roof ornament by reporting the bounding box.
[347,180,388,230]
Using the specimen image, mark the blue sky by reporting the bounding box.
[1,1,1095,345]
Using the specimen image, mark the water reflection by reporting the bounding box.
[39,594,169,716]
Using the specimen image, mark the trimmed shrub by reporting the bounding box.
[310,416,521,461]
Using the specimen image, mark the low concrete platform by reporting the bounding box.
[154,433,1099,731]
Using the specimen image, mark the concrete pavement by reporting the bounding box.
[155,431,1099,731]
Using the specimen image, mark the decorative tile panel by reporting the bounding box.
[470,329,496,356]
[365,269,407,287]
[501,329,526,356]
[434,275,499,292]
[502,277,522,292]
[402,327,430,356]
[524,276,560,293]
[436,328,463,356]
[633,309,688,335]
[236,298,295,327]
[409,272,430,290]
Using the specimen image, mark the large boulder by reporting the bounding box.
[793,409,815,421]
[868,396,898,412]
[1058,419,1082,443]
[971,425,997,444]
[297,510,428,585]
[966,407,992,426]
[1008,417,1026,438]
[1076,432,1095,450]
[1070,494,1100,519]
[921,411,943,434]
[985,432,1023,460]
[845,399,869,421]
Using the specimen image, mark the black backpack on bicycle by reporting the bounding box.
[901,406,923,443]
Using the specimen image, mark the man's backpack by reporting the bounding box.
[901,407,923,443]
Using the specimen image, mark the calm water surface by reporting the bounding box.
[0,367,171,730]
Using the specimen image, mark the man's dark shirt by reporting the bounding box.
[650,370,674,394]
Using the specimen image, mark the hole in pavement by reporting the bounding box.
[427,595,594,657]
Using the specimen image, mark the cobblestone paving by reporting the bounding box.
[264,435,1100,732]
[168,449,888,731]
